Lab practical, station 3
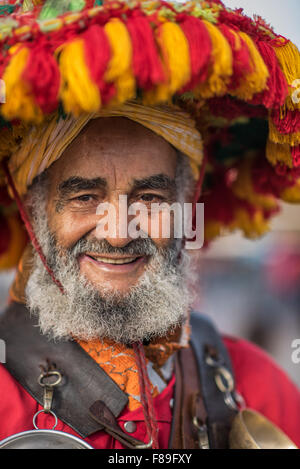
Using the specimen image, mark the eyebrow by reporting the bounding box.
[57,177,107,197]
[132,174,176,193]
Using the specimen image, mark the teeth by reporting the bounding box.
[90,256,138,265]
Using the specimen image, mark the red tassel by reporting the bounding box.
[292,145,300,167]
[83,24,115,105]
[218,23,252,90]
[271,109,300,134]
[218,8,276,42]
[252,156,297,196]
[22,40,60,114]
[208,96,267,120]
[202,170,236,225]
[251,41,289,108]
[126,11,165,90]
[177,15,212,91]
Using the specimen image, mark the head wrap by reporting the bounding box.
[8,102,203,196]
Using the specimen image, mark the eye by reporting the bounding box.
[139,193,164,202]
[73,194,96,203]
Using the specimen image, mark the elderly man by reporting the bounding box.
[0,0,300,450]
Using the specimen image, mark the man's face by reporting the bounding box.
[46,117,178,295]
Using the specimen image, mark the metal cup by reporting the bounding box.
[0,429,93,449]
[229,409,298,449]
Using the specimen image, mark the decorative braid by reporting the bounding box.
[132,343,153,441]
[138,343,160,447]
[2,160,65,294]
[133,342,159,449]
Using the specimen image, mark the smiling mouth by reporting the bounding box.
[85,254,143,265]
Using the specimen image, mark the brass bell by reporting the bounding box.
[229,409,298,449]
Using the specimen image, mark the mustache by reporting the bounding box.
[47,234,182,274]
[70,237,158,258]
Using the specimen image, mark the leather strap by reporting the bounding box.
[190,311,238,448]
[0,302,129,438]
[169,312,238,449]
[168,346,208,449]
[89,401,152,449]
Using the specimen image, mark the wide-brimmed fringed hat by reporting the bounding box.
[0,0,299,271]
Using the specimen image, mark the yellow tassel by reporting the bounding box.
[145,21,191,104]
[0,214,27,271]
[204,220,224,242]
[195,20,232,99]
[58,39,101,115]
[266,140,294,168]
[231,32,269,101]
[281,179,300,203]
[274,41,300,110]
[268,115,300,146]
[2,46,43,123]
[232,158,278,210]
[231,208,270,239]
[104,19,136,104]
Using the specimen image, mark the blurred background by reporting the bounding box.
[192,0,300,387]
[0,0,299,388]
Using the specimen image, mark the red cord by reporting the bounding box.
[133,342,159,449]
[2,160,65,294]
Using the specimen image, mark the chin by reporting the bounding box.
[80,272,141,297]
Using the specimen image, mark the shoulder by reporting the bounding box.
[223,335,300,448]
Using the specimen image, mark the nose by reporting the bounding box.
[95,194,132,248]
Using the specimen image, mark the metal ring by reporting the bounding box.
[134,438,153,450]
[234,391,246,410]
[33,410,58,431]
[224,392,240,411]
[38,371,62,388]
[206,355,222,368]
[215,366,234,393]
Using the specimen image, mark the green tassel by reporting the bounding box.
[39,0,72,20]
[0,5,16,16]
[69,0,86,12]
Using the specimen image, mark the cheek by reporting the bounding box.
[47,207,98,250]
[144,211,175,248]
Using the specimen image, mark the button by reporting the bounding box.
[124,421,137,433]
[170,398,174,408]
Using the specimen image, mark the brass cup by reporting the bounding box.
[229,409,298,449]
